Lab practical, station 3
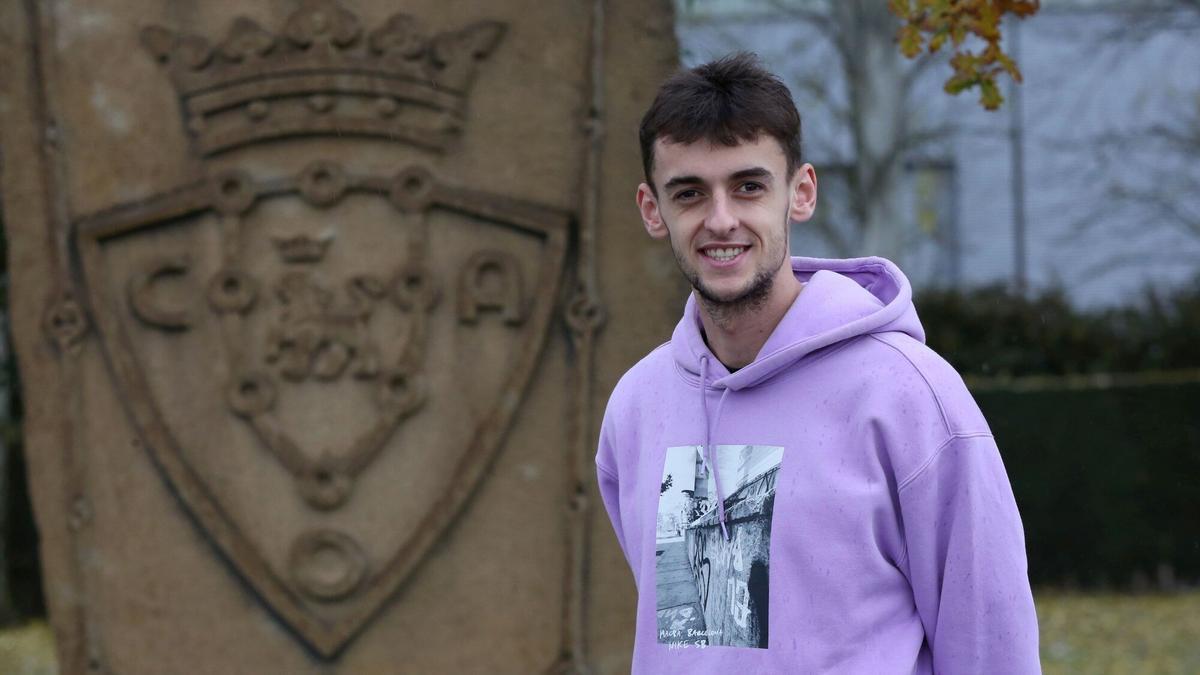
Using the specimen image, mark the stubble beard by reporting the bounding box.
[668,217,790,329]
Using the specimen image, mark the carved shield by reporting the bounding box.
[73,161,566,656]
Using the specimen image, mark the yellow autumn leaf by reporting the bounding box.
[979,78,1003,109]
[898,24,924,57]
[929,30,949,52]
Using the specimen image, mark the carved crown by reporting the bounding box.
[140,0,505,157]
[272,232,334,264]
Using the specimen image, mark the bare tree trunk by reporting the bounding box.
[832,0,909,264]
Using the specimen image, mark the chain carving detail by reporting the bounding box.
[44,291,89,354]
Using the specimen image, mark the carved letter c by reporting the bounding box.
[127,255,194,330]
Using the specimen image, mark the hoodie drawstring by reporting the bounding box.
[699,355,732,541]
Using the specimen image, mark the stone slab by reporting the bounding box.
[0,1,678,672]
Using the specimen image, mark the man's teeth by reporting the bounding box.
[703,247,745,261]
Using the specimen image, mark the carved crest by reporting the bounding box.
[71,3,565,659]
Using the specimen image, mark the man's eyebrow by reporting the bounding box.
[662,174,704,191]
[661,167,774,192]
[729,167,773,182]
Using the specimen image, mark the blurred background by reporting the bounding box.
[3,0,1200,672]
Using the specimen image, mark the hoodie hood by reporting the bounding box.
[672,256,925,391]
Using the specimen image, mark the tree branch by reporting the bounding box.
[859,124,956,199]
[765,0,836,33]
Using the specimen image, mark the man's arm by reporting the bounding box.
[596,421,633,570]
[898,432,1042,674]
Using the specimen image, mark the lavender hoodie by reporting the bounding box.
[596,257,1040,674]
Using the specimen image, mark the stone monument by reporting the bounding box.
[0,1,680,672]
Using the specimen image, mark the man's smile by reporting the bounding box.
[699,244,750,265]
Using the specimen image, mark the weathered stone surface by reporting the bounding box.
[0,1,677,672]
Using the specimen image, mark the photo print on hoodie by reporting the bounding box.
[655,445,783,650]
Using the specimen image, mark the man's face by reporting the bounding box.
[637,135,817,309]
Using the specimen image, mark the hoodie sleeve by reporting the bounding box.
[897,432,1041,674]
[595,417,632,570]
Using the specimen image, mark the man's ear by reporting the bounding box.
[788,163,818,223]
[637,182,668,239]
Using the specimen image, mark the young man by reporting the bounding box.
[596,53,1040,673]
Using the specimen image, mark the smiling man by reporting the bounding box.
[596,53,1040,673]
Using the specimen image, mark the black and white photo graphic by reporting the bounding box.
[655,444,784,650]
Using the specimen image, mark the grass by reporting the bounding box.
[0,620,57,675]
[1038,590,1200,674]
[0,591,1197,672]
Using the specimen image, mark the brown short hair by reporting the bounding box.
[638,52,803,192]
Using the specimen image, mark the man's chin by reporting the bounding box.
[694,285,746,305]
[676,257,773,310]
[693,280,769,309]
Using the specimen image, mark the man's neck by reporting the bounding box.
[697,271,803,371]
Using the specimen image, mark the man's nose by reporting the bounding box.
[705,193,738,236]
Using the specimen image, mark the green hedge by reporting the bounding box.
[917,280,1200,378]
[979,383,1200,588]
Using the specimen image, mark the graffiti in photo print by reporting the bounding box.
[655,445,783,650]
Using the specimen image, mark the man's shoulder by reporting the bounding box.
[607,340,675,405]
[859,331,990,436]
[598,341,675,465]
[867,332,964,388]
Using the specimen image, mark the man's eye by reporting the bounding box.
[738,182,764,194]
[674,189,701,201]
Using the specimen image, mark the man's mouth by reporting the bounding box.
[701,246,746,262]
